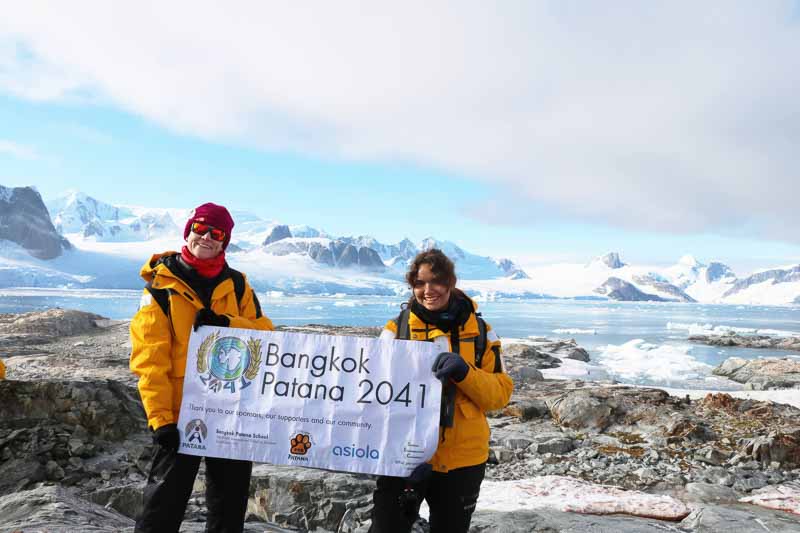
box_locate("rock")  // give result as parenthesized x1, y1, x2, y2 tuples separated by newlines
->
(685, 482, 739, 503)
(88, 482, 144, 520)
(502, 344, 562, 369)
(594, 277, 666, 302)
(663, 417, 717, 443)
(502, 400, 550, 421)
(533, 437, 574, 455)
(680, 502, 800, 531)
(0, 185, 71, 259)
(733, 471, 769, 492)
(0, 308, 108, 337)
(504, 438, 533, 451)
(694, 446, 732, 466)
(740, 429, 800, 466)
(518, 367, 544, 383)
(248, 465, 375, 531)
(0, 485, 134, 531)
(262, 224, 292, 246)
(713, 357, 800, 389)
(548, 391, 615, 431)
(698, 334, 800, 353)
(699, 467, 735, 486)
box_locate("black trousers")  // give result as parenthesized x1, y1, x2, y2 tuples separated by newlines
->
(135, 445, 253, 533)
(369, 463, 486, 533)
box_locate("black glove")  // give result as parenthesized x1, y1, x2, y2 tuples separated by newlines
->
(407, 462, 432, 484)
(431, 352, 469, 382)
(398, 462, 433, 518)
(193, 308, 230, 331)
(153, 423, 179, 451)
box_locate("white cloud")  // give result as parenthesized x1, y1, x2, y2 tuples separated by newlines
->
(0, 140, 37, 160)
(0, 2, 798, 239)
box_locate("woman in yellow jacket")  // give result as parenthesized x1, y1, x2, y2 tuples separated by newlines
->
(370, 249, 513, 533)
(130, 203, 273, 533)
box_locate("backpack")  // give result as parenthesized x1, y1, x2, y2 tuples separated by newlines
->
(145, 262, 247, 321)
(394, 307, 488, 368)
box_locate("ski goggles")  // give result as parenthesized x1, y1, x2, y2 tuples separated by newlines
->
(190, 222, 227, 242)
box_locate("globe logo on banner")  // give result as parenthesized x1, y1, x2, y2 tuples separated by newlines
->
(196, 332, 262, 393)
(210, 336, 249, 380)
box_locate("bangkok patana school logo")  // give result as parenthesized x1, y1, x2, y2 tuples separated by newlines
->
(196, 332, 262, 393)
(183, 419, 208, 450)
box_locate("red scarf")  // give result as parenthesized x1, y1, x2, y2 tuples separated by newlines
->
(181, 246, 226, 278)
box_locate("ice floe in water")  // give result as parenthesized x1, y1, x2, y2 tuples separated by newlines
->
(666, 321, 799, 337)
(552, 328, 597, 335)
(597, 339, 711, 385)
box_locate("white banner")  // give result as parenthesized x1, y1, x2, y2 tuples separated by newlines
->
(176, 327, 443, 477)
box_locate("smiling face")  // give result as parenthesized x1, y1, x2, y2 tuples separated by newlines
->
(413, 263, 452, 312)
(187, 227, 224, 259)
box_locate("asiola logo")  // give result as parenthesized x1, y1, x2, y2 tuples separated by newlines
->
(332, 443, 380, 460)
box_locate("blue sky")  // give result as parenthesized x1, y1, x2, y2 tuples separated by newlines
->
(1, 2, 799, 274)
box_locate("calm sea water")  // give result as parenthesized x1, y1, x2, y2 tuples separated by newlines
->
(2, 288, 798, 388)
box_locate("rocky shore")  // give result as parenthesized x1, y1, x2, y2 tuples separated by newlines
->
(2, 309, 800, 532)
(690, 332, 800, 352)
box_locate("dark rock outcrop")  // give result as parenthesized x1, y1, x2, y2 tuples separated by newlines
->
(633, 275, 697, 303)
(597, 252, 625, 269)
(263, 224, 292, 246)
(0, 185, 71, 259)
(595, 277, 666, 302)
(692, 334, 800, 352)
(706, 262, 736, 283)
(496, 258, 530, 279)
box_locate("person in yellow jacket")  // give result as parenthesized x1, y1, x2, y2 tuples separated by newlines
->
(370, 248, 513, 533)
(0, 358, 5, 380)
(130, 202, 273, 533)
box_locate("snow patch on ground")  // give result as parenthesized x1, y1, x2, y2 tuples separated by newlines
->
(740, 483, 800, 515)
(477, 476, 691, 519)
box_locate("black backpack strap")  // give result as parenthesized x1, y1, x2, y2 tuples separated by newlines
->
(229, 269, 246, 307)
(145, 281, 170, 318)
(395, 308, 411, 340)
(473, 315, 487, 369)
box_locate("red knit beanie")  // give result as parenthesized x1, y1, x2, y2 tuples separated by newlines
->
(183, 203, 235, 250)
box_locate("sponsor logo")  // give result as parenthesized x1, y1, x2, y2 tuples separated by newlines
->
(196, 333, 262, 393)
(332, 443, 380, 460)
(182, 419, 208, 450)
(290, 433, 312, 455)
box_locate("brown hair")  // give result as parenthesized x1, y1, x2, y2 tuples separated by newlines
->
(406, 248, 457, 289)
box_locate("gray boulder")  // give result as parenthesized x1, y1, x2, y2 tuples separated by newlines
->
(0, 485, 135, 532)
(712, 357, 800, 389)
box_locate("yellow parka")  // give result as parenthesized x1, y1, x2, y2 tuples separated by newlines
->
(130, 252, 274, 430)
(382, 298, 513, 473)
(0, 358, 5, 380)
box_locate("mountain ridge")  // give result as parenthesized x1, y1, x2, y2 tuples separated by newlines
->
(1, 186, 798, 305)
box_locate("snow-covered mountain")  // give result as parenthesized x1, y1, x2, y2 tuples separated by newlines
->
(45, 190, 184, 242)
(2, 188, 529, 293)
(721, 265, 800, 305)
(2, 187, 798, 305)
